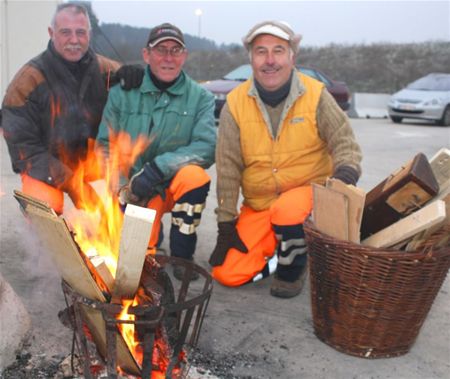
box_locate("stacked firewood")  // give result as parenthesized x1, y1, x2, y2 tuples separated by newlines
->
(313, 148, 449, 251)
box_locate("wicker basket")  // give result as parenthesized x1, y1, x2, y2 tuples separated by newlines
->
(304, 219, 450, 358)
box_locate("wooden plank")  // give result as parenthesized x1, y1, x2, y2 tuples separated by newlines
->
(80, 306, 141, 376)
(429, 147, 450, 188)
(113, 204, 156, 300)
(406, 194, 450, 251)
(18, 197, 140, 374)
(90, 255, 115, 291)
(326, 178, 366, 243)
(13, 190, 56, 215)
(25, 205, 106, 301)
(312, 183, 349, 241)
(362, 200, 446, 248)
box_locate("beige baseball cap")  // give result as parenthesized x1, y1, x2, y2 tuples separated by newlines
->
(243, 20, 302, 54)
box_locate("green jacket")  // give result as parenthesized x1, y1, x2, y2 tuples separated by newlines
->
(97, 67, 216, 188)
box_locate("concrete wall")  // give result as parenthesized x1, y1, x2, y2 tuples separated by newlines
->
(0, 0, 60, 99)
(348, 92, 391, 119)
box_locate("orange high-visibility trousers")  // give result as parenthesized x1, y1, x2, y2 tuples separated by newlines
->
(21, 174, 64, 214)
(145, 165, 211, 250)
(212, 185, 313, 286)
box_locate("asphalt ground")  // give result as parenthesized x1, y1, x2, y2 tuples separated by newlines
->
(1, 118, 449, 378)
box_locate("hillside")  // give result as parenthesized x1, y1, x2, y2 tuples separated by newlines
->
(93, 22, 450, 94)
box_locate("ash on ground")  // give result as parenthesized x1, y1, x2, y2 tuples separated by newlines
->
(1, 348, 261, 379)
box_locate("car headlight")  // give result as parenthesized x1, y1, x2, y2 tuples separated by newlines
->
(423, 98, 442, 106)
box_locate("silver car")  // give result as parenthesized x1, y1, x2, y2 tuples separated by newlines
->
(387, 73, 450, 126)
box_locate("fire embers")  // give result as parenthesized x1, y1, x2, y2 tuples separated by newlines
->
(61, 255, 212, 379)
(120, 257, 183, 376)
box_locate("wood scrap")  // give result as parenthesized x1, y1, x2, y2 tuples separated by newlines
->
(360, 153, 439, 239)
(113, 204, 156, 300)
(326, 178, 366, 243)
(13, 190, 56, 215)
(312, 183, 349, 241)
(362, 200, 446, 248)
(15, 194, 141, 374)
(429, 147, 450, 188)
(406, 194, 450, 251)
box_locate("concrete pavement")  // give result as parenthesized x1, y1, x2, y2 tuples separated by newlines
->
(1, 118, 449, 378)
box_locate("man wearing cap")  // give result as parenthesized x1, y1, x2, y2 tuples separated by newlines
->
(96, 23, 216, 281)
(209, 21, 362, 298)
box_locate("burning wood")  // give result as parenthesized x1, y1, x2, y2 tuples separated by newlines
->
(13, 190, 212, 379)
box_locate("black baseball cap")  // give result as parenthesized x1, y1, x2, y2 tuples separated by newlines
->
(147, 23, 185, 47)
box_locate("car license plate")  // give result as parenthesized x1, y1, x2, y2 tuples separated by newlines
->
(398, 104, 416, 111)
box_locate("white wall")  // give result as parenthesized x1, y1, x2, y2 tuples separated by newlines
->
(1, 0, 60, 99)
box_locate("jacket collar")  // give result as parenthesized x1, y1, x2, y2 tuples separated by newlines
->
(248, 68, 306, 103)
(141, 66, 186, 96)
(247, 69, 307, 135)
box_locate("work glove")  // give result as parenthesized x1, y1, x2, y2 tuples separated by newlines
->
(115, 64, 144, 90)
(209, 219, 248, 267)
(117, 184, 149, 209)
(61, 178, 102, 212)
(331, 165, 360, 186)
(129, 161, 165, 200)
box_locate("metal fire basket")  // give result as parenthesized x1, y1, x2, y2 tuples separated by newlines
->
(61, 255, 213, 379)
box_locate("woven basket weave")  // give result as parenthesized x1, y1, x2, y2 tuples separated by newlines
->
(304, 219, 450, 358)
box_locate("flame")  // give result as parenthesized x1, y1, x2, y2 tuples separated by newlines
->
(65, 129, 150, 276)
(57, 128, 182, 376)
(59, 129, 180, 376)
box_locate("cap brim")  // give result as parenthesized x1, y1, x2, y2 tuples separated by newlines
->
(246, 24, 290, 44)
(149, 36, 185, 48)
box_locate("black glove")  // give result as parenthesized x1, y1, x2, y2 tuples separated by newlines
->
(209, 220, 248, 267)
(129, 161, 165, 200)
(117, 184, 149, 209)
(115, 64, 144, 90)
(331, 165, 359, 186)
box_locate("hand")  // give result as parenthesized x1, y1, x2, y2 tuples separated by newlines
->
(209, 220, 248, 267)
(129, 162, 164, 200)
(115, 64, 144, 90)
(117, 184, 148, 208)
(331, 165, 359, 186)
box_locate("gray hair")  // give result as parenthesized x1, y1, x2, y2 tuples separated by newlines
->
(50, 3, 91, 31)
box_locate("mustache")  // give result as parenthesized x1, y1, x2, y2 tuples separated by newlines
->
(64, 44, 82, 50)
(260, 63, 281, 71)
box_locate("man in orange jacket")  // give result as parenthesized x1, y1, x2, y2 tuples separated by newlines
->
(209, 21, 362, 298)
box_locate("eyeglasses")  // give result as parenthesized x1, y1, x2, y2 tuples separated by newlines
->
(149, 45, 185, 57)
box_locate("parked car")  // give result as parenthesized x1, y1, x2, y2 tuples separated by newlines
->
(201, 64, 351, 119)
(387, 73, 450, 126)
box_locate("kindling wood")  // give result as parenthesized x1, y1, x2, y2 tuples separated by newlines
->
(14, 193, 141, 375)
(113, 204, 156, 300)
(326, 179, 366, 243)
(312, 183, 349, 241)
(362, 200, 446, 248)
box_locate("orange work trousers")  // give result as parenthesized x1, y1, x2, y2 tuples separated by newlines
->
(144, 165, 211, 249)
(212, 186, 313, 287)
(21, 174, 64, 214)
